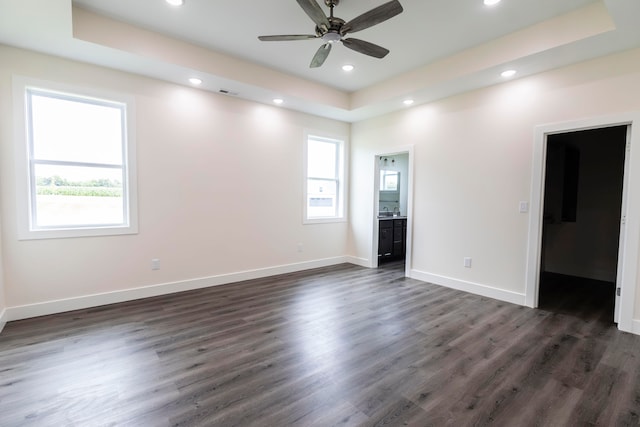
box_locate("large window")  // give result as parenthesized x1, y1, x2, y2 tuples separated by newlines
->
(304, 134, 345, 222)
(15, 78, 137, 239)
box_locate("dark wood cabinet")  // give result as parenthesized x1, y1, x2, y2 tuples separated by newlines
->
(379, 220, 393, 258)
(378, 218, 406, 262)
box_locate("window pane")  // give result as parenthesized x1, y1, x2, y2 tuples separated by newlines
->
(34, 164, 124, 227)
(307, 179, 337, 218)
(307, 139, 336, 179)
(30, 92, 124, 165)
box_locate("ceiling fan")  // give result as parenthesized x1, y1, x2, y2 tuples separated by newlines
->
(258, 0, 403, 68)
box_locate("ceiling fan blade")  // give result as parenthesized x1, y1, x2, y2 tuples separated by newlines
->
(296, 0, 330, 30)
(258, 35, 318, 41)
(310, 43, 332, 68)
(342, 0, 403, 35)
(342, 38, 389, 58)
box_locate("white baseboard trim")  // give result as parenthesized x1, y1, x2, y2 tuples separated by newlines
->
(345, 256, 371, 268)
(410, 269, 527, 306)
(630, 319, 640, 335)
(6, 256, 349, 323)
(0, 308, 7, 334)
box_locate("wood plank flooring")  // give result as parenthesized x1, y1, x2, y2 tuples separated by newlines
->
(2, 262, 640, 426)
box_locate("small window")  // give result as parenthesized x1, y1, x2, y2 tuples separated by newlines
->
(304, 134, 345, 222)
(15, 78, 137, 239)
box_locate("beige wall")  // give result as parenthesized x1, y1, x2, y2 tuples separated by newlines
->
(0, 45, 349, 310)
(0, 62, 7, 325)
(349, 47, 640, 318)
(0, 220, 5, 325)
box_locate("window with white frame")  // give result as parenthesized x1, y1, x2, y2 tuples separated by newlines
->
(304, 134, 345, 222)
(15, 79, 137, 239)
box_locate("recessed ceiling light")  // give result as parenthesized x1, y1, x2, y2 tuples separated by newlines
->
(189, 77, 202, 85)
(166, 0, 184, 6)
(273, 98, 284, 105)
(342, 64, 354, 72)
(403, 99, 414, 106)
(501, 69, 517, 78)
(484, 0, 501, 6)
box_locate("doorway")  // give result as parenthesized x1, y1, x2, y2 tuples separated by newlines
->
(373, 148, 413, 276)
(539, 126, 626, 322)
(525, 113, 640, 333)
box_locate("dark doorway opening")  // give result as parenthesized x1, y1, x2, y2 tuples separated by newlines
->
(538, 273, 615, 322)
(539, 126, 627, 321)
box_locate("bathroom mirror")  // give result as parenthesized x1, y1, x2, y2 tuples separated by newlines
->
(380, 170, 400, 192)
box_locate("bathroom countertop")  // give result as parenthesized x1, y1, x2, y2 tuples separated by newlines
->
(377, 215, 407, 220)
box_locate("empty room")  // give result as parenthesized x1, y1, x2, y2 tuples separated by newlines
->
(2, 0, 640, 425)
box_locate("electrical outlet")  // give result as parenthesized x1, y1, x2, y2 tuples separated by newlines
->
(464, 257, 472, 268)
(297, 243, 303, 253)
(151, 258, 160, 270)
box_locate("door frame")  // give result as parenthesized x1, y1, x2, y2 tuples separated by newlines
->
(372, 145, 414, 276)
(525, 113, 640, 333)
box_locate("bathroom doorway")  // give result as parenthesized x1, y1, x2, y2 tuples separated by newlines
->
(373, 148, 414, 276)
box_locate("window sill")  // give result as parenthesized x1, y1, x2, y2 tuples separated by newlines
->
(18, 224, 138, 240)
(303, 217, 347, 225)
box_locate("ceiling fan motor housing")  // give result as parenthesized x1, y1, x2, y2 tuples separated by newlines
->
(315, 16, 345, 40)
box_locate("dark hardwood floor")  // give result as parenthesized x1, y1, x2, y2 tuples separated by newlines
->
(539, 271, 616, 322)
(2, 263, 640, 426)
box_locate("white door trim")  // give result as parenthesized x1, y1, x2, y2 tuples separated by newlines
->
(614, 125, 633, 323)
(524, 112, 640, 333)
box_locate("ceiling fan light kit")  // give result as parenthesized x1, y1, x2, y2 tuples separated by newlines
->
(258, 0, 403, 68)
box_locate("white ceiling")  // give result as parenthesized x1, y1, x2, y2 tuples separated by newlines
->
(1, 0, 639, 121)
(72, 0, 600, 92)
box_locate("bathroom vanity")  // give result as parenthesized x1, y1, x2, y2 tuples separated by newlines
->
(378, 216, 407, 262)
